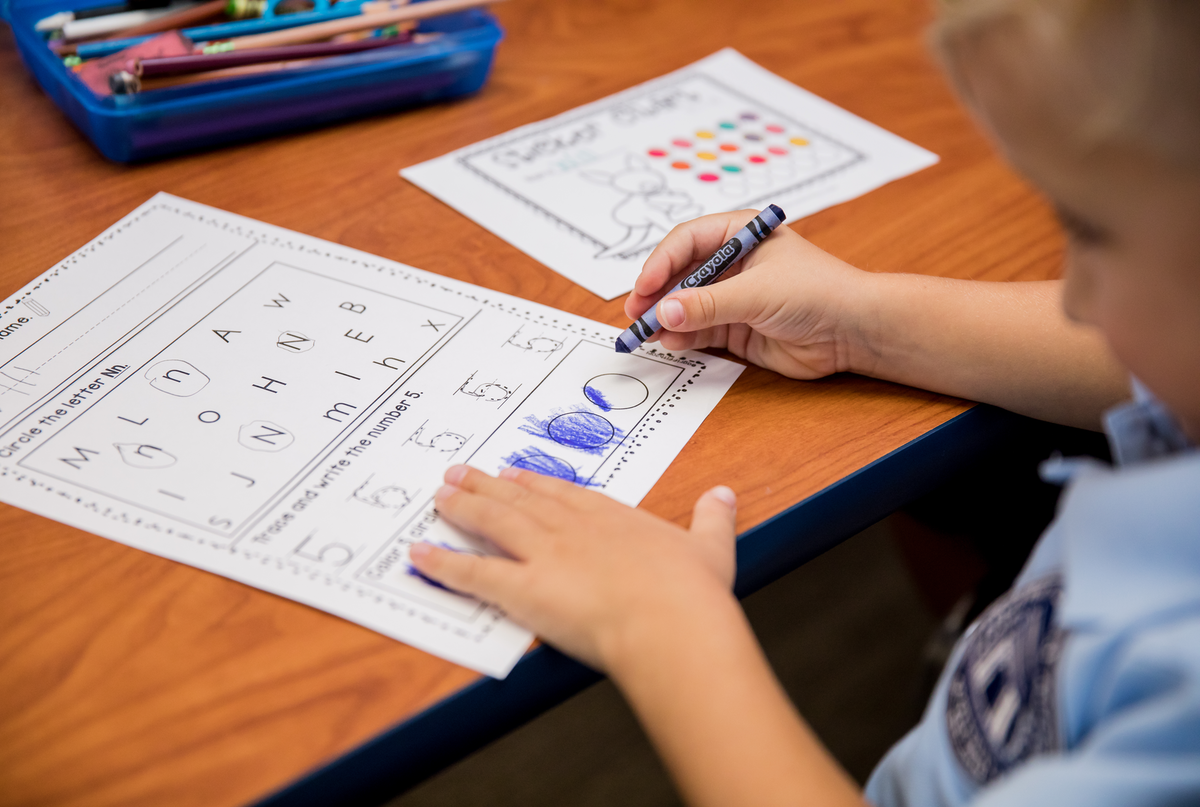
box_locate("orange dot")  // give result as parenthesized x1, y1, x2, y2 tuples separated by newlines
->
(719, 143, 738, 152)
(790, 137, 809, 146)
(671, 161, 690, 169)
(696, 151, 717, 160)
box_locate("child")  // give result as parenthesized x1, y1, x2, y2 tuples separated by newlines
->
(411, 1, 1200, 804)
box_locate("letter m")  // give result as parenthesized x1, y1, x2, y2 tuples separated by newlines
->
(60, 447, 100, 469)
(324, 402, 358, 423)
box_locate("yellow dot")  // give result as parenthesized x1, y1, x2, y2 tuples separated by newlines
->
(695, 131, 715, 139)
(790, 137, 810, 146)
(696, 151, 717, 160)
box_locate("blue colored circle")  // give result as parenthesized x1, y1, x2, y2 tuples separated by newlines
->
(511, 453, 577, 482)
(547, 412, 615, 449)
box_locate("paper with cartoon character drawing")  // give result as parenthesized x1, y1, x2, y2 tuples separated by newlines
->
(401, 49, 938, 300)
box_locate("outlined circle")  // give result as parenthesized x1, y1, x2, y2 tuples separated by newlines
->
(584, 374, 649, 411)
(547, 412, 615, 449)
(198, 410, 221, 423)
(510, 453, 577, 482)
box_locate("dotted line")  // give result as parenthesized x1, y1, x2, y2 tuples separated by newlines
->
(0, 242, 207, 406)
(1, 202, 722, 640)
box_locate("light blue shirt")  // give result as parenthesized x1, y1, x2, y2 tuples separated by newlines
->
(865, 384, 1200, 807)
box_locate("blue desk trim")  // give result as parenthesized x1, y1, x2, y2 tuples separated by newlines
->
(254, 403, 1024, 807)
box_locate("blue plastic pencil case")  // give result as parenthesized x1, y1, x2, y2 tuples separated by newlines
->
(0, 0, 503, 162)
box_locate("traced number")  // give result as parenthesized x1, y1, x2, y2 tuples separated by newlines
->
(293, 533, 356, 566)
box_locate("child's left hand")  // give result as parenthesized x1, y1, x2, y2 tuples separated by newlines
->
(409, 464, 739, 672)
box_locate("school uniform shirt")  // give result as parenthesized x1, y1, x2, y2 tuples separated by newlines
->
(865, 382, 1200, 807)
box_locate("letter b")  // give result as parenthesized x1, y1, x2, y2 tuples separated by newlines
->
(340, 302, 366, 314)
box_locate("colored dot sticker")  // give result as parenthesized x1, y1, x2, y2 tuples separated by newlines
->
(748, 155, 767, 164)
(647, 148, 667, 157)
(790, 137, 810, 146)
(719, 122, 736, 129)
(740, 112, 759, 120)
(696, 151, 717, 160)
(719, 143, 738, 152)
(768, 146, 788, 156)
(672, 138, 692, 148)
(721, 165, 741, 173)
(744, 133, 763, 141)
(671, 161, 690, 169)
(695, 130, 715, 139)
(765, 124, 785, 133)
(697, 173, 720, 182)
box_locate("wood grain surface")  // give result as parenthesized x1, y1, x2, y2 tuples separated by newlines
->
(0, 0, 1063, 805)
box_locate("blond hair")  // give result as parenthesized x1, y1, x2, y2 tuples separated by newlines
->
(932, 0, 1200, 167)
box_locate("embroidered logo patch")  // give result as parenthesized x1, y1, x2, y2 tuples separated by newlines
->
(946, 574, 1065, 784)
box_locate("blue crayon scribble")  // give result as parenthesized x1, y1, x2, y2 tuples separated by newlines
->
(584, 385, 612, 411)
(406, 542, 480, 594)
(406, 564, 455, 592)
(503, 447, 598, 485)
(518, 410, 623, 455)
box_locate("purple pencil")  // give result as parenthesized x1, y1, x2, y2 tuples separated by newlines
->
(136, 31, 411, 77)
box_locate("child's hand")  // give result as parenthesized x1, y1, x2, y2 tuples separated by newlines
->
(626, 211, 871, 379)
(409, 465, 739, 672)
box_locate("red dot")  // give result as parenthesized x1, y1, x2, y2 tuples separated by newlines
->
(671, 161, 690, 169)
(697, 173, 720, 182)
(748, 155, 767, 164)
(719, 143, 738, 152)
(768, 146, 788, 155)
(765, 124, 785, 133)
(672, 139, 692, 148)
(647, 149, 668, 157)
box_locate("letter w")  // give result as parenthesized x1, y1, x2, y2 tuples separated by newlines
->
(264, 293, 291, 308)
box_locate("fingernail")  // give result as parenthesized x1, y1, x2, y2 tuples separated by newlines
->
(409, 542, 431, 560)
(444, 465, 468, 485)
(435, 484, 460, 504)
(499, 466, 521, 480)
(660, 298, 685, 328)
(708, 485, 737, 508)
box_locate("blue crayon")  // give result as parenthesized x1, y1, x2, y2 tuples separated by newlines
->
(614, 203, 787, 354)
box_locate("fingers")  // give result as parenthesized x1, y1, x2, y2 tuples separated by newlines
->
(689, 486, 738, 586)
(625, 210, 759, 320)
(435, 478, 542, 558)
(654, 269, 769, 335)
(409, 542, 523, 605)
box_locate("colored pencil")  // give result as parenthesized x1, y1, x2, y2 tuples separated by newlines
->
(204, 0, 501, 52)
(36, 0, 173, 32)
(105, 0, 228, 39)
(61, 2, 197, 39)
(137, 30, 410, 76)
(111, 32, 438, 92)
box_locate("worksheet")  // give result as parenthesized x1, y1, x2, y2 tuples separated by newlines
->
(0, 194, 742, 678)
(401, 48, 939, 300)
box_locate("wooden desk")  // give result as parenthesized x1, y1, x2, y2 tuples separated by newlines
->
(0, 1, 1062, 805)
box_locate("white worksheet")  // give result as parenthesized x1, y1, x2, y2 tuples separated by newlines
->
(0, 194, 742, 678)
(401, 48, 939, 300)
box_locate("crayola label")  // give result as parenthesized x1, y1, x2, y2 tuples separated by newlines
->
(681, 237, 742, 288)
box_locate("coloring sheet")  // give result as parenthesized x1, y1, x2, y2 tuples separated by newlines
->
(401, 48, 939, 300)
(0, 194, 742, 678)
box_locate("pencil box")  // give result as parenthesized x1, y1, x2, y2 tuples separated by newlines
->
(1, 0, 502, 161)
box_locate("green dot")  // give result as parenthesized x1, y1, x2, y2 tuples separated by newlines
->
(718, 122, 736, 129)
(721, 164, 742, 172)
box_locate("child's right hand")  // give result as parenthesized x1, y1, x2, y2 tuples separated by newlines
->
(626, 211, 873, 380)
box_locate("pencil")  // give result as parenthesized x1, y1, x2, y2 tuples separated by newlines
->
(137, 31, 411, 76)
(203, 0, 501, 52)
(110, 32, 440, 93)
(106, 0, 229, 39)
